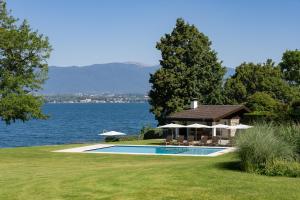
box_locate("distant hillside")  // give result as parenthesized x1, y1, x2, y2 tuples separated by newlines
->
(42, 63, 235, 94)
(42, 63, 159, 94)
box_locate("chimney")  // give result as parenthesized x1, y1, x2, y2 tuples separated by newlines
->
(190, 99, 198, 109)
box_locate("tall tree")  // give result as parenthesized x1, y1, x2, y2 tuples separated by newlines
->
(224, 59, 295, 105)
(0, 1, 52, 124)
(279, 49, 300, 86)
(149, 18, 226, 125)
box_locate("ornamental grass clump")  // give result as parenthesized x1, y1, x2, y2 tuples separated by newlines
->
(235, 124, 299, 177)
(274, 123, 300, 155)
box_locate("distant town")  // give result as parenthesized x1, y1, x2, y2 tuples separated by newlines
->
(43, 93, 149, 104)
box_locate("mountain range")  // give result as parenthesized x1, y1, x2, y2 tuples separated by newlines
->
(42, 63, 235, 94)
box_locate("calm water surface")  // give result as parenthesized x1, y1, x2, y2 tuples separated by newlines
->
(89, 146, 226, 155)
(0, 103, 156, 148)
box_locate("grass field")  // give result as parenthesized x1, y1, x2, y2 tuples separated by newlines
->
(0, 139, 299, 200)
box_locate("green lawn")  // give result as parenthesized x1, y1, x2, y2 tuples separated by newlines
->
(0, 140, 299, 200)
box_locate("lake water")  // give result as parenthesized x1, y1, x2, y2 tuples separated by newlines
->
(0, 103, 156, 148)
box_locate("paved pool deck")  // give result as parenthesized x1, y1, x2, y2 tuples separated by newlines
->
(53, 144, 114, 153)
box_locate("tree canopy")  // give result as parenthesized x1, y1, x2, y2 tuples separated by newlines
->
(280, 49, 300, 86)
(246, 92, 281, 111)
(224, 59, 295, 105)
(0, 1, 52, 124)
(149, 18, 225, 124)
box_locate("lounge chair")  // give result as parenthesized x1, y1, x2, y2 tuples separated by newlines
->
(212, 136, 220, 146)
(187, 135, 195, 146)
(193, 138, 201, 146)
(165, 135, 173, 145)
(200, 136, 208, 146)
(177, 135, 184, 146)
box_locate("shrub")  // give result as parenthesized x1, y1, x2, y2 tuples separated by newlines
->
(264, 159, 300, 177)
(104, 136, 119, 142)
(140, 125, 163, 140)
(235, 124, 296, 175)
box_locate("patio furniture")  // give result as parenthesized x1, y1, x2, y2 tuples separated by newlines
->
(165, 135, 173, 145)
(187, 135, 195, 145)
(193, 137, 201, 146)
(177, 135, 184, 146)
(186, 123, 211, 141)
(200, 136, 208, 146)
(212, 136, 220, 146)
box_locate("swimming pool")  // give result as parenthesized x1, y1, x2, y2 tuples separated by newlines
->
(86, 145, 230, 156)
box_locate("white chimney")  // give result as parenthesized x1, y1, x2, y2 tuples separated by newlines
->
(190, 99, 198, 109)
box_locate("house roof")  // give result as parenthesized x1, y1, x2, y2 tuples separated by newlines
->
(167, 105, 250, 122)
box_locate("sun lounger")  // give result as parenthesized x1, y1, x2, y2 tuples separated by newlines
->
(200, 136, 208, 146)
(187, 135, 194, 145)
(165, 135, 173, 145)
(177, 135, 184, 146)
(212, 136, 220, 146)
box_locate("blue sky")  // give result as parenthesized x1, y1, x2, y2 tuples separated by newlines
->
(6, 0, 300, 68)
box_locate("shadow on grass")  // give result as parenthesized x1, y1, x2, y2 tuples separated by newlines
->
(215, 161, 242, 172)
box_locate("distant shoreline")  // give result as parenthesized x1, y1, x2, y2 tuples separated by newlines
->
(46, 102, 148, 104)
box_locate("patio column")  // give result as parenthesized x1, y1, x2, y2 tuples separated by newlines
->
(212, 121, 217, 137)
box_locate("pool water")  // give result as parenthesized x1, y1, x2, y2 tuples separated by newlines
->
(87, 145, 227, 156)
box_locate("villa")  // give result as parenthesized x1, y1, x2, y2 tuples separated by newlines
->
(166, 100, 250, 139)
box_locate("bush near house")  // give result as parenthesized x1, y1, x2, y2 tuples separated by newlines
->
(140, 125, 163, 140)
(104, 136, 120, 142)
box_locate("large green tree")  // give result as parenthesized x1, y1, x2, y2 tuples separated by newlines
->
(224, 59, 295, 105)
(279, 49, 300, 86)
(0, 1, 52, 124)
(246, 92, 282, 112)
(149, 18, 226, 125)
